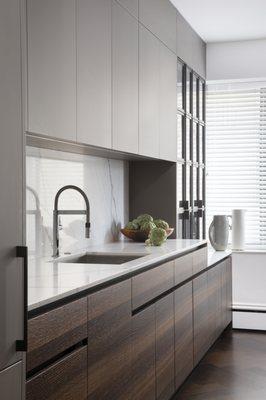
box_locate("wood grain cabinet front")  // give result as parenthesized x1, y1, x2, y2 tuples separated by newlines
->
(131, 306, 156, 400)
(27, 297, 87, 372)
(87, 280, 132, 400)
(155, 294, 175, 400)
(132, 261, 174, 310)
(192, 247, 208, 275)
(174, 282, 193, 391)
(193, 272, 210, 366)
(174, 253, 193, 286)
(26, 346, 87, 400)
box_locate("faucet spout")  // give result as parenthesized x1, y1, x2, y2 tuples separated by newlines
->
(52, 185, 90, 258)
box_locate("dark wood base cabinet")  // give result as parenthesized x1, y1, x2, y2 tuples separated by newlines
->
(26, 248, 232, 400)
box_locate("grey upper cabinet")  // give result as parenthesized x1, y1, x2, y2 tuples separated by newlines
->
(77, 0, 112, 149)
(27, 0, 76, 141)
(159, 44, 177, 162)
(139, 0, 177, 53)
(116, 0, 138, 18)
(0, 0, 24, 374)
(176, 10, 206, 79)
(139, 25, 177, 161)
(112, 1, 139, 154)
(139, 25, 160, 158)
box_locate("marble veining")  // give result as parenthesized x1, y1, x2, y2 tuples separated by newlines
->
(26, 146, 129, 258)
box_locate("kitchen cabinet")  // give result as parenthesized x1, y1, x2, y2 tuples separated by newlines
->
(139, 25, 160, 158)
(116, 0, 138, 18)
(87, 281, 132, 400)
(174, 282, 193, 391)
(221, 258, 232, 331)
(27, 346, 87, 400)
(27, 298, 87, 372)
(159, 44, 177, 161)
(193, 272, 210, 366)
(77, 0, 111, 148)
(0, 0, 24, 396)
(174, 253, 193, 286)
(139, 25, 177, 161)
(132, 260, 174, 310)
(155, 294, 175, 400)
(0, 362, 23, 400)
(207, 266, 222, 347)
(131, 306, 156, 400)
(27, 0, 76, 141)
(139, 0, 177, 53)
(112, 1, 139, 154)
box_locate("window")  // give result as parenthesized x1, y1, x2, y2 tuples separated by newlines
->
(206, 80, 266, 246)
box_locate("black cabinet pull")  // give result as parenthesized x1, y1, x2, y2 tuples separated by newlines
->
(16, 246, 28, 352)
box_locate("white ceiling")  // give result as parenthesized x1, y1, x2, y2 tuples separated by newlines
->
(170, 0, 266, 43)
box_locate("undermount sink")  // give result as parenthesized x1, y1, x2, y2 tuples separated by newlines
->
(56, 252, 146, 265)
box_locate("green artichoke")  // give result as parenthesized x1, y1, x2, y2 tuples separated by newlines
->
(140, 221, 156, 232)
(125, 219, 139, 230)
(154, 219, 169, 230)
(148, 227, 167, 246)
(136, 214, 153, 225)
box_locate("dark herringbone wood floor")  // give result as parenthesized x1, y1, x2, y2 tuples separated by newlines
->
(173, 329, 266, 400)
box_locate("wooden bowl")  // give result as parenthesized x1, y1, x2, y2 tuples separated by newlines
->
(121, 228, 174, 243)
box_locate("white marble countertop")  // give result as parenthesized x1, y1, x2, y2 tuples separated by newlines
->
(208, 248, 232, 267)
(28, 239, 206, 312)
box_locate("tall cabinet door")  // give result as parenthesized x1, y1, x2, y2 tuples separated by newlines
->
(27, 0, 76, 141)
(0, 0, 24, 397)
(159, 44, 177, 161)
(155, 294, 175, 400)
(0, 0, 23, 369)
(77, 0, 111, 148)
(174, 282, 193, 391)
(112, 1, 139, 154)
(139, 25, 160, 158)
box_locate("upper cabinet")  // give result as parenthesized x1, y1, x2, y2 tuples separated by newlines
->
(27, 0, 76, 141)
(139, 0, 177, 53)
(77, 0, 112, 148)
(139, 25, 160, 159)
(116, 0, 138, 18)
(112, 1, 139, 154)
(159, 44, 177, 162)
(139, 25, 177, 161)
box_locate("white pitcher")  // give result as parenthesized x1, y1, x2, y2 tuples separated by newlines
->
(209, 215, 231, 251)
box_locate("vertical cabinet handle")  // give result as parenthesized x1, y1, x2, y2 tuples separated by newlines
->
(16, 246, 28, 352)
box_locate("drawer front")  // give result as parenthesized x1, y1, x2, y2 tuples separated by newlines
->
(26, 346, 87, 400)
(192, 247, 207, 275)
(27, 297, 87, 372)
(132, 261, 174, 310)
(174, 253, 193, 286)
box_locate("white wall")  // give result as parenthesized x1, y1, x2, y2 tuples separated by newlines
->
(232, 252, 266, 330)
(207, 38, 266, 80)
(26, 146, 128, 258)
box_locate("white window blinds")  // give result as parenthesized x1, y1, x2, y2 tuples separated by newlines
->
(206, 80, 266, 246)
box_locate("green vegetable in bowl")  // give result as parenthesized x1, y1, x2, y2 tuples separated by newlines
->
(136, 214, 153, 225)
(125, 219, 139, 230)
(154, 219, 169, 230)
(146, 227, 167, 246)
(140, 221, 156, 232)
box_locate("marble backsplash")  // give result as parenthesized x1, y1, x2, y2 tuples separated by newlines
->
(26, 146, 129, 257)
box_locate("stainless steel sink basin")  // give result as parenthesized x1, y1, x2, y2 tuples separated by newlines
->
(57, 252, 146, 265)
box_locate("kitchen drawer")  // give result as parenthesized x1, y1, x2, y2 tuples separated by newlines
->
(192, 247, 207, 275)
(26, 345, 87, 400)
(132, 261, 174, 310)
(27, 297, 87, 372)
(174, 253, 193, 286)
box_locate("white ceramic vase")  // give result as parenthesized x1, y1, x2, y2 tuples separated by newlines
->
(209, 215, 231, 251)
(232, 209, 246, 251)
